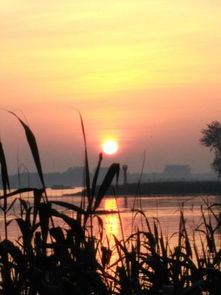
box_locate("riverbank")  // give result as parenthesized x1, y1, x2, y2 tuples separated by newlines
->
(64, 180, 221, 196)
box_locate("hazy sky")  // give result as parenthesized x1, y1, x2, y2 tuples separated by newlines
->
(1, 0, 221, 174)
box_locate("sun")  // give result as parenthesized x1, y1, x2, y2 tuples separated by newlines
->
(102, 139, 119, 155)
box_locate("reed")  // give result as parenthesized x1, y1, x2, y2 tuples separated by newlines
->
(0, 112, 220, 294)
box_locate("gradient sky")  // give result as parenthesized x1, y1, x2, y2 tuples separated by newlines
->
(1, 0, 221, 174)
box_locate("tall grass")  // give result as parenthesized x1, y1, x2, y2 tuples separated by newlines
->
(0, 112, 220, 295)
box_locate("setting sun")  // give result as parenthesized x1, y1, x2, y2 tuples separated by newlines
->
(102, 139, 119, 155)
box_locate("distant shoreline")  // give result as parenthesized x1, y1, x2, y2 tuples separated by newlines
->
(63, 180, 221, 197)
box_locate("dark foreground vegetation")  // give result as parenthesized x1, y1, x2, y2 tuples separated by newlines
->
(0, 112, 220, 295)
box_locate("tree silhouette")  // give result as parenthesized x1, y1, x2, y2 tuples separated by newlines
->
(200, 120, 221, 176)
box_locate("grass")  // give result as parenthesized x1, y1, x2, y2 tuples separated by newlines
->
(0, 112, 220, 295)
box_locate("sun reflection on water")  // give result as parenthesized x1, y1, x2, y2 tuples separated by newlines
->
(101, 198, 122, 266)
(103, 198, 120, 240)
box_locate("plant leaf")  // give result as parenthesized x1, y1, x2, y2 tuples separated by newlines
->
(49, 200, 87, 214)
(0, 141, 10, 195)
(78, 112, 91, 203)
(8, 111, 45, 189)
(93, 163, 120, 211)
(0, 188, 43, 200)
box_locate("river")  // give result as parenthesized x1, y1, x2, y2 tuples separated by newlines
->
(0, 188, 220, 250)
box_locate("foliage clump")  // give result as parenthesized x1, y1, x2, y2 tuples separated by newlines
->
(200, 120, 221, 176)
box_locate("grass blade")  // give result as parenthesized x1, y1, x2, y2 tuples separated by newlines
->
(0, 188, 43, 200)
(8, 111, 46, 190)
(93, 163, 120, 211)
(0, 141, 10, 195)
(78, 112, 91, 203)
(91, 153, 103, 198)
(89, 152, 103, 211)
(49, 200, 87, 215)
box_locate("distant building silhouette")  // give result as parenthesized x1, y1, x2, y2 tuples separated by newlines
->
(163, 165, 191, 178)
(122, 164, 128, 185)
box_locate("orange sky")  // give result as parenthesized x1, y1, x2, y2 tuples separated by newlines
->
(1, 0, 221, 174)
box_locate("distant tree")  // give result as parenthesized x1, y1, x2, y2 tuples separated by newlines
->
(200, 120, 221, 176)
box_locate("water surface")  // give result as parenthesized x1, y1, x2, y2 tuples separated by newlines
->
(0, 188, 220, 249)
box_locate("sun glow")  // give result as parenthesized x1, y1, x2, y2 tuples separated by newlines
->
(102, 139, 118, 155)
